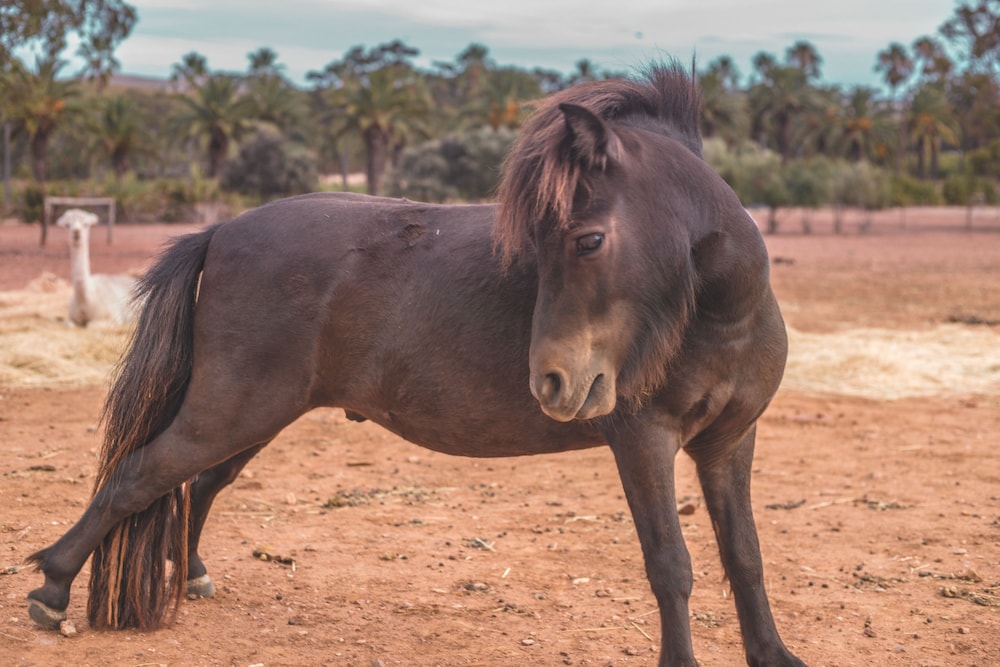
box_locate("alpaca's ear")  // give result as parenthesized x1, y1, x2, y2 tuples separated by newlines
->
(83, 212, 99, 227)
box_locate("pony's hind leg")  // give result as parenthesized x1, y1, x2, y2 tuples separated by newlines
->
(693, 426, 806, 667)
(27, 392, 305, 630)
(185, 443, 268, 598)
(27, 423, 240, 629)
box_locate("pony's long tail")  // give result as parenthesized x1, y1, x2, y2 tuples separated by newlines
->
(87, 224, 222, 631)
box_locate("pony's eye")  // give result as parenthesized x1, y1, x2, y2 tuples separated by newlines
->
(575, 233, 604, 256)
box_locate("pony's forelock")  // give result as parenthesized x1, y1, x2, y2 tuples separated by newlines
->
(493, 61, 702, 268)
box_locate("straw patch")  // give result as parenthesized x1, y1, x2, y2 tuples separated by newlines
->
(784, 324, 1000, 399)
(0, 274, 130, 387)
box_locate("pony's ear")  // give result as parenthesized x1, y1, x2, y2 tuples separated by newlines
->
(559, 103, 621, 170)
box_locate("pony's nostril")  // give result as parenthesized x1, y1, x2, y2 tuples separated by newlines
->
(541, 372, 562, 402)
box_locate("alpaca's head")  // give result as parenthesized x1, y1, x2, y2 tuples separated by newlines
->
(57, 209, 99, 247)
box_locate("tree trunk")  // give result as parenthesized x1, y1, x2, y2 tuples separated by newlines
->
(30, 130, 49, 183)
(895, 116, 905, 176)
(930, 137, 940, 179)
(340, 146, 349, 191)
(2, 121, 10, 211)
(207, 128, 228, 178)
(364, 125, 388, 196)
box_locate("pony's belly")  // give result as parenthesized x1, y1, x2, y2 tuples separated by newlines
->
(347, 402, 605, 458)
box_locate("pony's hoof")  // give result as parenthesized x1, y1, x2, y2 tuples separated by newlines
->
(28, 598, 66, 630)
(186, 574, 216, 599)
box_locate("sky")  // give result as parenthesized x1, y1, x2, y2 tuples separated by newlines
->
(106, 0, 961, 90)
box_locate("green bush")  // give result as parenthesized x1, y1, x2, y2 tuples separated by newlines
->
(220, 130, 318, 202)
(889, 175, 942, 206)
(20, 183, 45, 222)
(838, 162, 890, 210)
(389, 126, 516, 202)
(943, 174, 999, 206)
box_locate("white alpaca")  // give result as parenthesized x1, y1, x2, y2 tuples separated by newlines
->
(57, 209, 137, 327)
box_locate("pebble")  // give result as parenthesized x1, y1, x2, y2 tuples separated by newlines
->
(677, 502, 697, 515)
(59, 620, 76, 636)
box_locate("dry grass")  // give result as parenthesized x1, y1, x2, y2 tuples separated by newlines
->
(784, 324, 1000, 399)
(1, 277, 997, 398)
(0, 274, 130, 387)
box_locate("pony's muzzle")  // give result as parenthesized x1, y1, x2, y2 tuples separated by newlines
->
(530, 366, 616, 422)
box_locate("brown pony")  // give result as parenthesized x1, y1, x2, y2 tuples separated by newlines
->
(27, 63, 805, 666)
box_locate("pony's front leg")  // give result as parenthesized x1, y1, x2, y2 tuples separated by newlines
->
(692, 425, 806, 667)
(605, 421, 698, 667)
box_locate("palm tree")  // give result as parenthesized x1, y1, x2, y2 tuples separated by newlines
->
(170, 51, 209, 92)
(940, 0, 1000, 72)
(243, 49, 305, 137)
(874, 42, 914, 174)
(747, 56, 811, 162)
(481, 67, 541, 131)
(786, 40, 823, 81)
(309, 42, 431, 195)
(245, 74, 307, 136)
(708, 55, 740, 89)
(794, 85, 843, 157)
(948, 70, 1000, 159)
(91, 93, 149, 182)
(699, 58, 746, 145)
(570, 58, 599, 85)
(907, 83, 959, 178)
(247, 47, 282, 77)
(875, 42, 914, 100)
(338, 64, 431, 195)
(1, 67, 14, 208)
(839, 87, 894, 163)
(912, 37, 953, 83)
(174, 74, 252, 177)
(4, 55, 80, 184)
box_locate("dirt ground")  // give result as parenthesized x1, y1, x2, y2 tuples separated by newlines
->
(1, 206, 999, 667)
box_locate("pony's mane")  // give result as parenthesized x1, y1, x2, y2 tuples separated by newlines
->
(494, 62, 703, 266)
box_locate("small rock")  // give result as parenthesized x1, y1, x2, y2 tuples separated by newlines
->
(677, 502, 697, 515)
(522, 638, 535, 646)
(863, 614, 876, 638)
(59, 620, 76, 636)
(958, 627, 970, 635)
